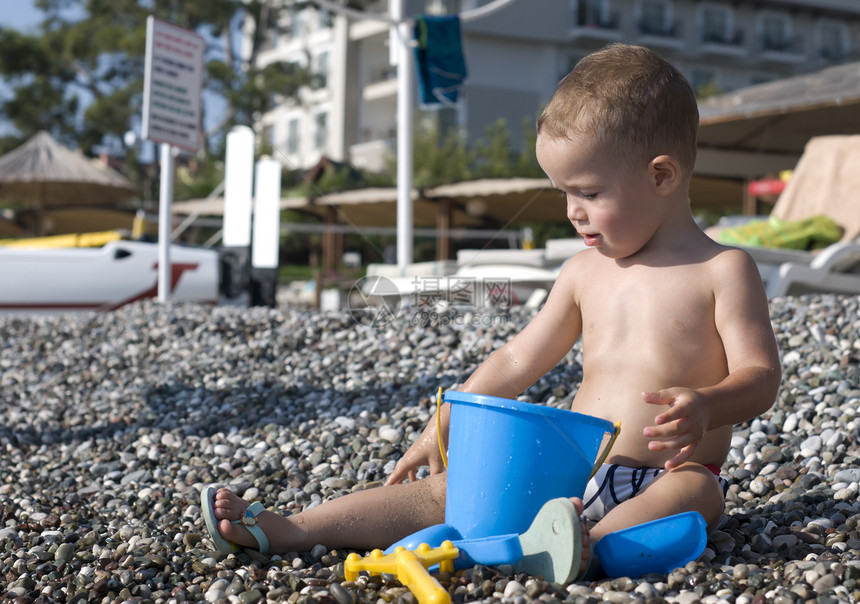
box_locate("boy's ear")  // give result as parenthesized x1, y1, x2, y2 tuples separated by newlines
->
(648, 155, 681, 196)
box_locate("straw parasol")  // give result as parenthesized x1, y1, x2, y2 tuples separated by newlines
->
(698, 60, 860, 157)
(0, 131, 137, 235)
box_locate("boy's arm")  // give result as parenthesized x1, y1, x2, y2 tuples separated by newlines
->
(462, 257, 584, 396)
(386, 258, 585, 484)
(644, 249, 781, 469)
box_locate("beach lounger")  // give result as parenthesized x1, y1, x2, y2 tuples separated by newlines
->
(363, 238, 588, 308)
(706, 135, 860, 298)
(765, 239, 860, 298)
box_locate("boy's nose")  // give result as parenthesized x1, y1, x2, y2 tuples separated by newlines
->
(566, 197, 587, 223)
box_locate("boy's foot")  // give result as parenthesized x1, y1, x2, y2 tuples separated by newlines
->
(514, 497, 592, 583)
(201, 486, 272, 554)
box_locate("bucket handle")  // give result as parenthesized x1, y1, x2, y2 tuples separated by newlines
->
(436, 387, 448, 470)
(589, 421, 621, 480)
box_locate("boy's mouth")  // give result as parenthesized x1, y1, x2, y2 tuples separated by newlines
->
(581, 233, 600, 246)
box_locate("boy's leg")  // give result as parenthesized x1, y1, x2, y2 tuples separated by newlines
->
(213, 472, 447, 554)
(212, 476, 595, 581)
(589, 462, 725, 545)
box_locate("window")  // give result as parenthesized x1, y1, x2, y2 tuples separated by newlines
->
(314, 51, 330, 89)
(264, 13, 281, 50)
(314, 112, 328, 150)
(759, 12, 790, 52)
(263, 125, 276, 148)
(286, 118, 300, 155)
(291, 11, 305, 38)
(570, 0, 620, 38)
(818, 20, 849, 61)
(639, 0, 672, 36)
(700, 4, 732, 44)
(317, 8, 333, 29)
(574, 0, 606, 28)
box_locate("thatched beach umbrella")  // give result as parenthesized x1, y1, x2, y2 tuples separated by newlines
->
(0, 131, 137, 235)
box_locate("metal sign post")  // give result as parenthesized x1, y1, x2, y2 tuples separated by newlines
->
(391, 0, 414, 269)
(157, 144, 174, 302)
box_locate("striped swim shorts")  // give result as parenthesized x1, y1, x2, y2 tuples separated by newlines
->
(582, 463, 730, 523)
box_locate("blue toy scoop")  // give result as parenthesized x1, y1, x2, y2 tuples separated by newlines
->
(595, 511, 708, 577)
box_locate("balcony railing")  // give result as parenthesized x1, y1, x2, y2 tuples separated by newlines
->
(759, 34, 804, 56)
(820, 45, 856, 64)
(637, 18, 682, 39)
(351, 137, 395, 172)
(699, 29, 744, 53)
(373, 66, 397, 84)
(571, 10, 622, 39)
(701, 27, 744, 47)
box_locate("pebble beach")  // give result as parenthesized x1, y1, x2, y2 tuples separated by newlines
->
(2, 294, 860, 604)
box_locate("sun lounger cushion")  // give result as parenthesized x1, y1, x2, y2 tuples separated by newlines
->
(718, 215, 842, 251)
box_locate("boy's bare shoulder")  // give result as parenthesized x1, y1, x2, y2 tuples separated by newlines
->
(556, 239, 763, 298)
(556, 248, 604, 281)
(699, 242, 769, 306)
(706, 243, 761, 278)
(675, 234, 760, 277)
(564, 247, 604, 269)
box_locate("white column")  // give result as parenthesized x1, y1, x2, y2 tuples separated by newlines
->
(391, 0, 413, 269)
(223, 126, 255, 248)
(252, 158, 282, 269)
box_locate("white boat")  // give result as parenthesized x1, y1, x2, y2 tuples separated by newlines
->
(0, 238, 219, 313)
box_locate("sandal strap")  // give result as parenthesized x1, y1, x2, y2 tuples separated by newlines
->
(235, 501, 270, 554)
(247, 501, 265, 519)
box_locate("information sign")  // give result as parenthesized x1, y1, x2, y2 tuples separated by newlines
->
(142, 17, 205, 152)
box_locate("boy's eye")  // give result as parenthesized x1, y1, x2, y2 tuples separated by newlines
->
(555, 189, 597, 200)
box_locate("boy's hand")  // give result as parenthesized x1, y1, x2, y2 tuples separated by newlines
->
(641, 389, 709, 470)
(385, 414, 447, 485)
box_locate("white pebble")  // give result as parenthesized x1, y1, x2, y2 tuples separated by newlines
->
(504, 581, 525, 597)
(377, 426, 403, 443)
(213, 444, 233, 457)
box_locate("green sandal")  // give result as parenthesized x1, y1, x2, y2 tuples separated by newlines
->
(201, 485, 270, 554)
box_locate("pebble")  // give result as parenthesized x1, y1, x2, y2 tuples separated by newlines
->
(0, 295, 858, 603)
(504, 580, 525, 597)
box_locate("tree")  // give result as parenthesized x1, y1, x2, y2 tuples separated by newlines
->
(377, 113, 546, 190)
(0, 0, 315, 156)
(473, 118, 513, 178)
(400, 117, 475, 188)
(515, 116, 545, 178)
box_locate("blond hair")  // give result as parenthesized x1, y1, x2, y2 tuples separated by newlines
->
(538, 44, 698, 175)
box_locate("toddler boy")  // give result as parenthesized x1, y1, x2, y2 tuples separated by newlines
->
(205, 43, 781, 579)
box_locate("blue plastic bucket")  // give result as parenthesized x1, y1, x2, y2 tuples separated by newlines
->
(444, 391, 617, 539)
